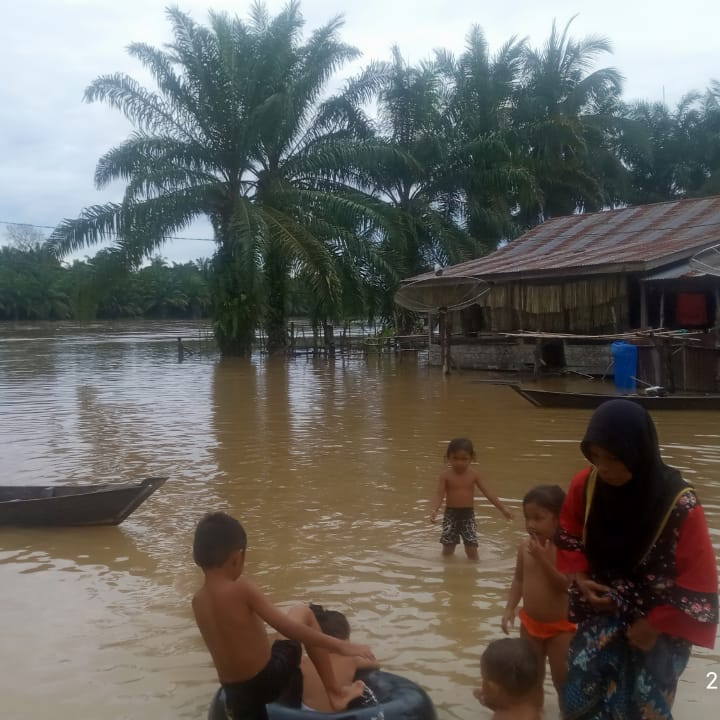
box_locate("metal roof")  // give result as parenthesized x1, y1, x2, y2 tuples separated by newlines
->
(412, 195, 720, 282)
(641, 260, 706, 281)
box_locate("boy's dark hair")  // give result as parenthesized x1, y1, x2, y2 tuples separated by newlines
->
(193, 512, 247, 569)
(522, 484, 566, 516)
(446, 437, 475, 459)
(481, 637, 539, 697)
(309, 603, 350, 640)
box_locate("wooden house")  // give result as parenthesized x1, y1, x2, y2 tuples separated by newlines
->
(407, 196, 720, 389)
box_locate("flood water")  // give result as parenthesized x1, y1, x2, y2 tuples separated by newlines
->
(1, 321, 719, 720)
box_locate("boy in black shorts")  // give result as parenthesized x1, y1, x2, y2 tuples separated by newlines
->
(429, 438, 513, 560)
(192, 512, 373, 719)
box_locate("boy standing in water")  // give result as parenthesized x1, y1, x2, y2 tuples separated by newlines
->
(192, 512, 372, 720)
(429, 438, 513, 560)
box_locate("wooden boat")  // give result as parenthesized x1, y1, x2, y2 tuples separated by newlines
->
(208, 670, 436, 720)
(0, 476, 167, 526)
(509, 385, 720, 411)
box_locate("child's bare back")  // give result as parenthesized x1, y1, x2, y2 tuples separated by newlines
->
(193, 576, 275, 682)
(301, 605, 380, 712)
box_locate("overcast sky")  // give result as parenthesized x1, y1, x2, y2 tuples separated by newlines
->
(1, 0, 718, 263)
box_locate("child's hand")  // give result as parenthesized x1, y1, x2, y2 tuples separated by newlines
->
(500, 607, 516, 634)
(527, 535, 554, 563)
(429, 511, 438, 524)
(502, 507, 514, 521)
(626, 617, 659, 651)
(342, 641, 376, 662)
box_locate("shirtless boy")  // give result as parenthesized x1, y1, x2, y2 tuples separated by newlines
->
(301, 604, 380, 712)
(192, 512, 373, 720)
(501, 486, 575, 707)
(429, 437, 513, 560)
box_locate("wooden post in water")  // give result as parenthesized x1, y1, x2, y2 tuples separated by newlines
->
(324, 322, 335, 357)
(439, 307, 450, 375)
(177, 337, 184, 363)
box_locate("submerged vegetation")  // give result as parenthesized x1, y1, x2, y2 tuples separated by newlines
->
(2, 2, 718, 348)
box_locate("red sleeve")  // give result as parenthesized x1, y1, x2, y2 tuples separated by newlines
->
(556, 468, 591, 574)
(647, 504, 719, 648)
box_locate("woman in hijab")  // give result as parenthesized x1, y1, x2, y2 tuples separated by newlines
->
(556, 399, 718, 719)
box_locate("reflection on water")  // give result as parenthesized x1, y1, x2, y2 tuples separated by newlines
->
(1, 321, 719, 719)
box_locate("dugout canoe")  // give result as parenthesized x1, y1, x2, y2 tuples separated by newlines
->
(0, 476, 167, 526)
(509, 384, 720, 410)
(208, 670, 437, 720)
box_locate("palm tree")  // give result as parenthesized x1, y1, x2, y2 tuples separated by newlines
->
(514, 17, 624, 223)
(354, 49, 478, 328)
(435, 27, 533, 250)
(50, 2, 394, 354)
(620, 82, 720, 202)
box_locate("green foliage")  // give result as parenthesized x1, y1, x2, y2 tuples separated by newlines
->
(0, 240, 210, 322)
(43, 4, 720, 345)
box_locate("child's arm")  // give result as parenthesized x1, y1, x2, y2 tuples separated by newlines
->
(429, 473, 447, 523)
(474, 472, 513, 520)
(501, 544, 524, 634)
(354, 655, 381, 672)
(244, 580, 375, 661)
(527, 537, 571, 592)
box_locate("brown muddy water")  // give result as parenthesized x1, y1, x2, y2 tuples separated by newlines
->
(1, 322, 719, 720)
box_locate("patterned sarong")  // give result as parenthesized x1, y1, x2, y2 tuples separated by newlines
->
(564, 615, 691, 720)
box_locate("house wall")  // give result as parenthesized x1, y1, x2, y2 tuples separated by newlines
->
(459, 276, 629, 334)
(429, 337, 613, 375)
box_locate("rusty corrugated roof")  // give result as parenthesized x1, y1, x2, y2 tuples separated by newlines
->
(412, 195, 720, 282)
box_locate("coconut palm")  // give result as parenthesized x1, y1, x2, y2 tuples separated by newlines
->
(50, 2, 395, 354)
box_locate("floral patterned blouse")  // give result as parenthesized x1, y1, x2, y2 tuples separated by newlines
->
(557, 467, 719, 649)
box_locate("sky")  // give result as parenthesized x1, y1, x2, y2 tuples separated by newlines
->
(0, 0, 718, 264)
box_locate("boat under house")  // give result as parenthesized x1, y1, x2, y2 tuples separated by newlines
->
(405, 195, 720, 391)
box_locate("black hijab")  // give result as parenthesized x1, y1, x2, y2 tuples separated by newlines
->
(580, 399, 688, 577)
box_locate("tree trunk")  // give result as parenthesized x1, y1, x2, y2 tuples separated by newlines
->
(264, 239, 289, 354)
(210, 236, 258, 356)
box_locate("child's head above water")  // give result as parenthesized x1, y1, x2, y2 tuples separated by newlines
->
(193, 512, 247, 570)
(522, 485, 566, 541)
(309, 603, 351, 640)
(446, 437, 475, 460)
(478, 637, 539, 710)
(445, 438, 476, 473)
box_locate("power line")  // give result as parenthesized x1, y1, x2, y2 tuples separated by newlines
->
(0, 219, 215, 242)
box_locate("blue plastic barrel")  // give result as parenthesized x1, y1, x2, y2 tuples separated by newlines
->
(611, 341, 638, 392)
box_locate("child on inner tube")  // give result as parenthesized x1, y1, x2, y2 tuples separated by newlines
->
(301, 604, 380, 712)
(191, 512, 374, 720)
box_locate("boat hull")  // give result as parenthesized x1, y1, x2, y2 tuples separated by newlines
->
(0, 477, 167, 526)
(510, 385, 720, 410)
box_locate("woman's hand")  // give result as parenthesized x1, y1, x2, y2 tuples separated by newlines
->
(626, 617, 659, 651)
(575, 573, 615, 612)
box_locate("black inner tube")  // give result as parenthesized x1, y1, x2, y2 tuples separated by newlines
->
(208, 670, 437, 720)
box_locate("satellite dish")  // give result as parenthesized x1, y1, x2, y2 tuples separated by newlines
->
(394, 275, 490, 313)
(690, 244, 720, 276)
